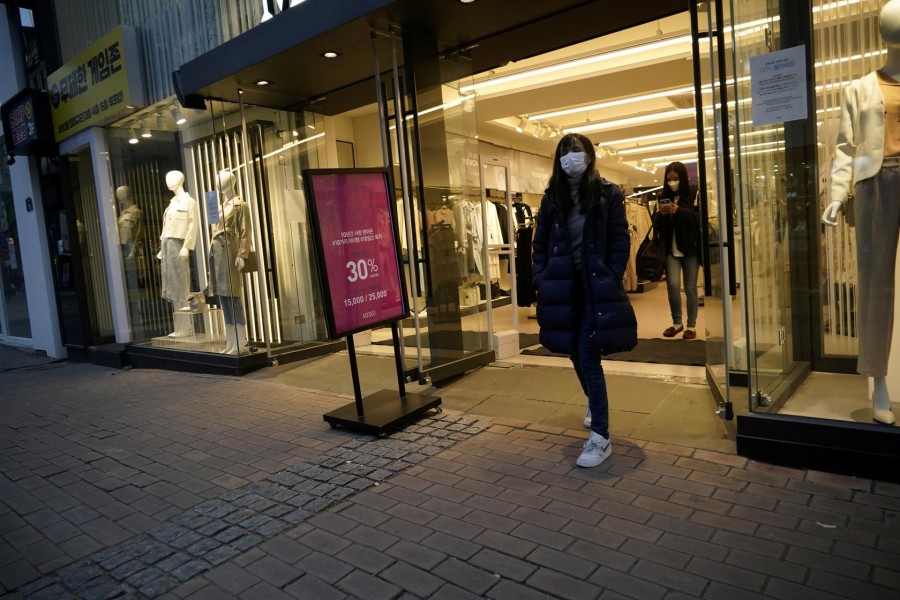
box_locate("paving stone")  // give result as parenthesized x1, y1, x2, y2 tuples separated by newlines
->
(171, 559, 209, 582)
(246, 555, 303, 588)
(295, 551, 352, 584)
(381, 560, 444, 597)
(337, 569, 403, 600)
(203, 544, 241, 566)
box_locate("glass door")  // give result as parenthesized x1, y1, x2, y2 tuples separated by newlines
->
(479, 157, 519, 343)
(371, 28, 494, 384)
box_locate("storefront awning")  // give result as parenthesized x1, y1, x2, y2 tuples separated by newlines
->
(174, 0, 682, 116)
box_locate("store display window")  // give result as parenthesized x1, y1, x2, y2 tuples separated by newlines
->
(108, 99, 331, 359)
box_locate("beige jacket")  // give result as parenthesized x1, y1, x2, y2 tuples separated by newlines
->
(831, 72, 886, 206)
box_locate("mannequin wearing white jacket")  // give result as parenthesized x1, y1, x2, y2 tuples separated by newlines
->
(822, 0, 900, 426)
(157, 170, 199, 336)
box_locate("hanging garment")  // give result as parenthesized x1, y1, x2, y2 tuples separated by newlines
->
(516, 225, 535, 306)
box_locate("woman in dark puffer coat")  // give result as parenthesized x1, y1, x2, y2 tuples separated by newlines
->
(532, 133, 634, 468)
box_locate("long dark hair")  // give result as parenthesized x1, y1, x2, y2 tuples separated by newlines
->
(660, 161, 692, 206)
(546, 133, 598, 214)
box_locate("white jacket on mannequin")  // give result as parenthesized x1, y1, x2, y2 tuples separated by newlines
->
(831, 72, 887, 206)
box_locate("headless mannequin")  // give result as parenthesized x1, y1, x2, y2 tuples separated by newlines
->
(822, 0, 900, 426)
(157, 170, 199, 335)
(213, 170, 249, 355)
(116, 185, 143, 260)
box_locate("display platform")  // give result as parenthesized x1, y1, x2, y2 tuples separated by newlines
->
(324, 390, 442, 435)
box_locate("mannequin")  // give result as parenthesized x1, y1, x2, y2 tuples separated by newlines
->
(116, 186, 144, 260)
(822, 0, 900, 426)
(157, 170, 199, 336)
(210, 170, 251, 354)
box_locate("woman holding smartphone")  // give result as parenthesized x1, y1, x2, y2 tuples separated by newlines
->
(654, 161, 701, 340)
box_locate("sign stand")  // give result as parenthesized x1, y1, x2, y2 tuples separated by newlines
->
(302, 168, 440, 436)
(323, 322, 441, 435)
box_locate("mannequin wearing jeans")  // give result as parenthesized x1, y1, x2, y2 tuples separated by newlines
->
(822, 0, 900, 425)
(210, 170, 251, 355)
(157, 171, 198, 337)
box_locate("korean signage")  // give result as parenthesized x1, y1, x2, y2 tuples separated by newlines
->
(750, 45, 808, 127)
(1, 88, 54, 156)
(47, 26, 144, 142)
(303, 169, 407, 338)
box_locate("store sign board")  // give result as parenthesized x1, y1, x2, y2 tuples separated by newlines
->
(750, 45, 808, 126)
(1, 88, 54, 156)
(303, 169, 408, 338)
(47, 25, 145, 142)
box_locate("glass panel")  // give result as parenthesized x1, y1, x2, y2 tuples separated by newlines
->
(407, 34, 490, 374)
(696, 1, 737, 406)
(107, 126, 185, 343)
(198, 99, 329, 356)
(67, 147, 115, 340)
(728, 0, 791, 409)
(816, 0, 882, 361)
(0, 139, 30, 338)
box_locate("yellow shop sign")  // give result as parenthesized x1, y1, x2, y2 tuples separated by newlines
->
(48, 26, 144, 142)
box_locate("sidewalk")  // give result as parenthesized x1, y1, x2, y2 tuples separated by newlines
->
(0, 346, 898, 599)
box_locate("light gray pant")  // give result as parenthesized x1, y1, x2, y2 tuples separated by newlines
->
(854, 160, 900, 377)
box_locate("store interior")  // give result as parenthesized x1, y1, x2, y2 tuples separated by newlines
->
(94, 2, 898, 426)
(353, 12, 711, 373)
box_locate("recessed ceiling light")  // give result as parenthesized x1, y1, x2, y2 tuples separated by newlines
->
(256, 80, 271, 86)
(322, 52, 339, 58)
(459, 0, 476, 3)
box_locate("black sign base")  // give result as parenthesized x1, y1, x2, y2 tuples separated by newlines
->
(323, 390, 442, 435)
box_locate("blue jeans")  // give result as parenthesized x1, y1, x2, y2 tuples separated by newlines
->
(666, 254, 699, 328)
(220, 295, 246, 326)
(570, 281, 609, 439)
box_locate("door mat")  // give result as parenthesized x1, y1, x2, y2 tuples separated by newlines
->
(521, 337, 707, 366)
(375, 331, 540, 351)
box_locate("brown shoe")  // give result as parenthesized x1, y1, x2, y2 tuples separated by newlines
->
(683, 329, 697, 340)
(663, 325, 684, 338)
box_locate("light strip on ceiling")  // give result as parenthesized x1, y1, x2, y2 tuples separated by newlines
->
(618, 139, 698, 155)
(530, 75, 753, 122)
(815, 48, 886, 68)
(595, 128, 697, 147)
(616, 125, 784, 158)
(643, 140, 783, 164)
(565, 108, 695, 134)
(460, 35, 692, 94)
(650, 144, 789, 167)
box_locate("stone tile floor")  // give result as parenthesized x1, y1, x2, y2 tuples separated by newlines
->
(0, 344, 898, 599)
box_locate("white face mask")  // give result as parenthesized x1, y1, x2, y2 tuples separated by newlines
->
(667, 181, 680, 192)
(560, 152, 588, 177)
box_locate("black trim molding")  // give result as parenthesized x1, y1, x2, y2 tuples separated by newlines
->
(737, 412, 900, 483)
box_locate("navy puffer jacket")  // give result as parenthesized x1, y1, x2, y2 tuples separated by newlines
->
(532, 175, 634, 356)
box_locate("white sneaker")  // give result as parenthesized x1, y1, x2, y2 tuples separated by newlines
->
(583, 407, 592, 429)
(576, 432, 612, 468)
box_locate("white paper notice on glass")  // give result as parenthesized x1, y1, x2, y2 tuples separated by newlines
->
(750, 45, 808, 126)
(205, 191, 220, 225)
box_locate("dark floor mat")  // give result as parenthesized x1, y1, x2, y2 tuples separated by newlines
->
(521, 337, 707, 366)
(375, 331, 541, 350)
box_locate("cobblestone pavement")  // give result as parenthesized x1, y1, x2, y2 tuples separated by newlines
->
(1, 348, 899, 599)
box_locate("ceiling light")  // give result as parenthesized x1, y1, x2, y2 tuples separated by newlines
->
(459, 0, 477, 3)
(515, 117, 528, 133)
(461, 35, 692, 94)
(170, 107, 186, 125)
(322, 52, 339, 59)
(292, 130, 299, 137)
(140, 121, 152, 138)
(155, 114, 165, 129)
(256, 79, 271, 86)
(128, 128, 139, 144)
(565, 108, 694, 134)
